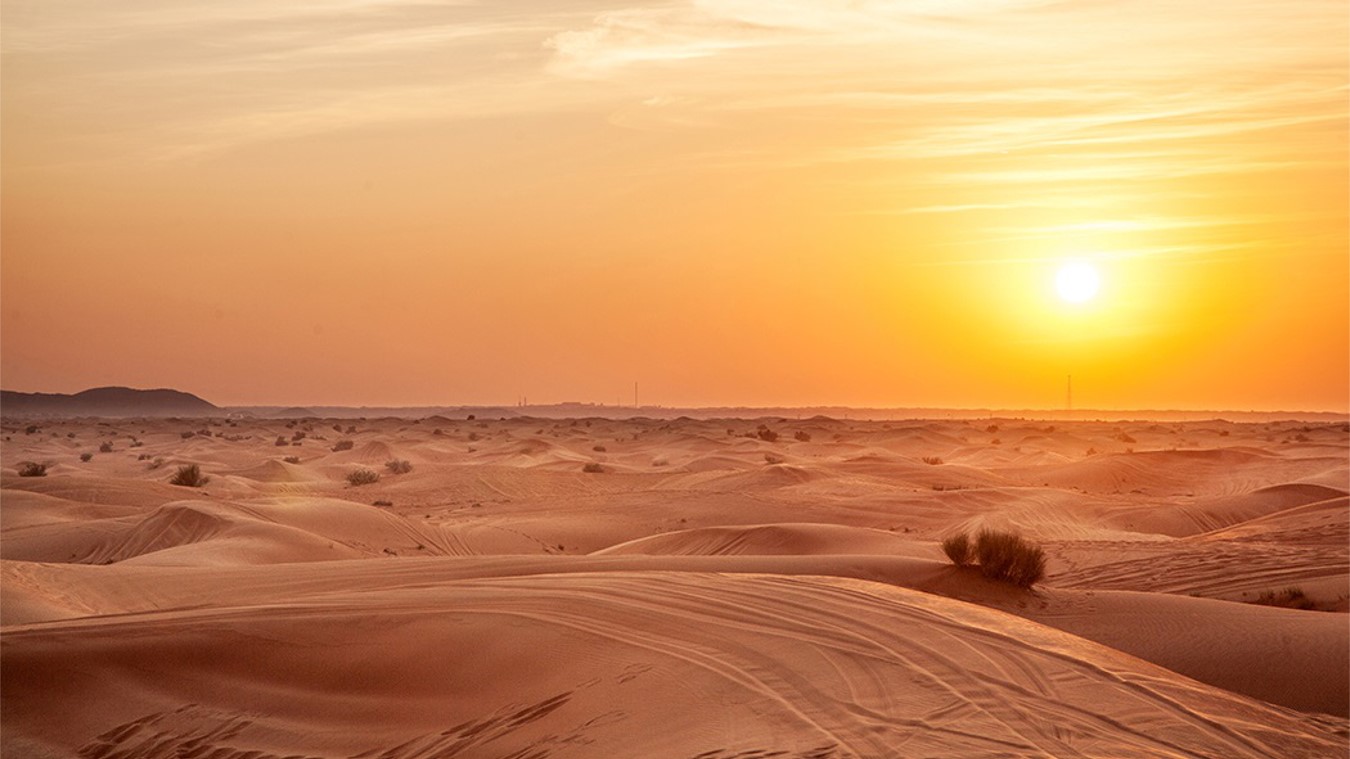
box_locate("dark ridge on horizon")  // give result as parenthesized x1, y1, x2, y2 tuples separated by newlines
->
(0, 386, 219, 418)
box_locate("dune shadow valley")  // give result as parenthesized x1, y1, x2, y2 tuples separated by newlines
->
(2, 412, 1347, 758)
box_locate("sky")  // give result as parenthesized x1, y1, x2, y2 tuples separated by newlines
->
(2, 0, 1347, 411)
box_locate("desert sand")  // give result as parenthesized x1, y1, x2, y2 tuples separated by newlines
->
(2, 414, 1347, 757)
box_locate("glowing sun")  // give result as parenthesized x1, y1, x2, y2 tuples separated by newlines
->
(1056, 261, 1100, 303)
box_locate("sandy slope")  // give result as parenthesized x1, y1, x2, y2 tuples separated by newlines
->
(6, 573, 1345, 758)
(2, 415, 1347, 756)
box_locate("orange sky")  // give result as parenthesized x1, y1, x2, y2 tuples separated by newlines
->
(3, 0, 1347, 410)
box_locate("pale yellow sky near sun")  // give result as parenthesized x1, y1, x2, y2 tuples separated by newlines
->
(2, 0, 1346, 410)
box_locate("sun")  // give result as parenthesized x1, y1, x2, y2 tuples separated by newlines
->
(1056, 261, 1100, 303)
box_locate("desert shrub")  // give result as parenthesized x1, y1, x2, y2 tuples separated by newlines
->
(592, 444, 607, 452)
(346, 468, 380, 486)
(99, 441, 114, 453)
(985, 424, 999, 433)
(148, 457, 166, 470)
(283, 456, 301, 464)
(275, 436, 288, 446)
(1116, 433, 1136, 444)
(25, 425, 39, 435)
(80, 452, 94, 462)
(990, 438, 1001, 446)
(17, 461, 47, 477)
(333, 424, 343, 433)
(922, 456, 943, 465)
(467, 414, 476, 420)
(1085, 447, 1098, 456)
(385, 459, 412, 474)
(372, 500, 393, 507)
(974, 530, 1045, 588)
(764, 452, 785, 465)
(582, 462, 605, 473)
(331, 439, 354, 452)
(292, 431, 306, 441)
(130, 439, 143, 447)
(1253, 587, 1318, 611)
(794, 430, 812, 442)
(941, 533, 973, 566)
(170, 464, 209, 487)
(467, 432, 481, 441)
(137, 453, 151, 460)
(180, 430, 195, 439)
(345, 425, 357, 434)
(756, 425, 779, 442)
(433, 428, 444, 436)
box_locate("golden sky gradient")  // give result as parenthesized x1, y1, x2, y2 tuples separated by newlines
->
(3, 0, 1347, 410)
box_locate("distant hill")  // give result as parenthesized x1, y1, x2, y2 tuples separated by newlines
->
(0, 387, 219, 418)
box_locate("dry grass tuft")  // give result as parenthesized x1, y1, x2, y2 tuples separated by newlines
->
(170, 464, 209, 487)
(346, 468, 380, 486)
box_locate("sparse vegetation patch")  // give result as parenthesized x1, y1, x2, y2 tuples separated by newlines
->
(941, 529, 1046, 588)
(941, 533, 972, 566)
(347, 468, 380, 486)
(170, 464, 209, 487)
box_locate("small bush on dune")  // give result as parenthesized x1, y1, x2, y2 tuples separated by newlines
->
(922, 456, 943, 465)
(347, 468, 380, 486)
(582, 462, 605, 473)
(332, 439, 354, 452)
(974, 529, 1045, 588)
(275, 436, 288, 446)
(99, 441, 114, 453)
(592, 444, 607, 452)
(764, 452, 785, 465)
(794, 430, 811, 442)
(170, 464, 209, 487)
(940, 529, 1046, 587)
(80, 453, 94, 462)
(180, 431, 194, 439)
(283, 456, 301, 464)
(941, 533, 972, 566)
(17, 461, 47, 477)
(1253, 587, 1319, 611)
(385, 459, 412, 474)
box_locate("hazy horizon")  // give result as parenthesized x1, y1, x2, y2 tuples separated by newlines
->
(4, 0, 1347, 411)
(3, 382, 1348, 417)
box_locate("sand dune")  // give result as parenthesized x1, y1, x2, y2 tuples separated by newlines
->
(2, 415, 1346, 756)
(5, 572, 1346, 758)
